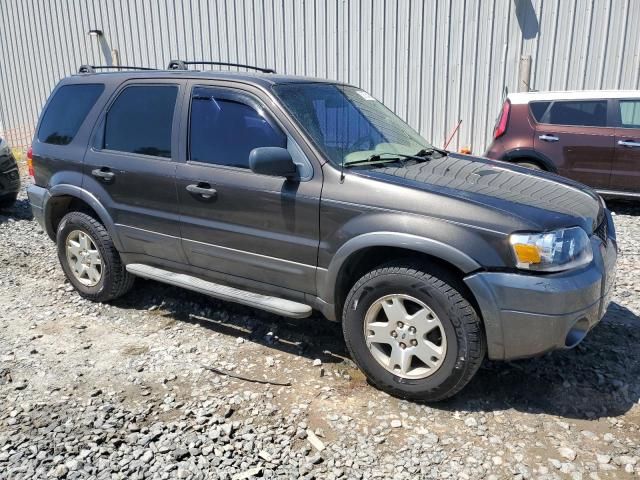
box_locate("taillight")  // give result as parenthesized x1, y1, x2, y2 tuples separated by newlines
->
(493, 100, 511, 139)
(27, 146, 34, 178)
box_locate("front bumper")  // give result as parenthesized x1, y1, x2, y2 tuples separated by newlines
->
(465, 214, 617, 361)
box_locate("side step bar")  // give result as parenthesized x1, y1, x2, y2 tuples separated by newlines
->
(126, 264, 312, 319)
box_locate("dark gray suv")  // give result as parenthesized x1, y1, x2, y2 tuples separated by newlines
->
(27, 63, 617, 401)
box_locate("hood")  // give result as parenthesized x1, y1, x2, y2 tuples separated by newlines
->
(353, 153, 603, 233)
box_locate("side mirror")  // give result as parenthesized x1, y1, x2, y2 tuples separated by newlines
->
(249, 147, 298, 179)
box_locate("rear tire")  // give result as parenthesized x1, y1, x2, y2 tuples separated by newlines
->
(514, 160, 543, 170)
(342, 263, 485, 402)
(56, 211, 134, 302)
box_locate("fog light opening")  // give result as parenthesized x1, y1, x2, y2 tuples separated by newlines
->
(565, 318, 589, 348)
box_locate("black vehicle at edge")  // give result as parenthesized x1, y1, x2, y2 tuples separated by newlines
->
(26, 64, 617, 401)
(0, 137, 20, 209)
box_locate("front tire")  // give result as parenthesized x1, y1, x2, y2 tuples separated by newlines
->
(342, 263, 485, 402)
(56, 212, 134, 302)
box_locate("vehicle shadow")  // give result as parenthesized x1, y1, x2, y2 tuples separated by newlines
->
(115, 278, 640, 420)
(606, 199, 640, 216)
(0, 198, 34, 224)
(442, 301, 640, 420)
(112, 278, 350, 365)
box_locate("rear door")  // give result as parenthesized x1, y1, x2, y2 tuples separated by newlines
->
(83, 80, 188, 263)
(611, 98, 640, 193)
(533, 99, 614, 188)
(175, 83, 322, 294)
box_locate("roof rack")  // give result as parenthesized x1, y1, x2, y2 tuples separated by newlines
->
(167, 60, 276, 74)
(78, 64, 156, 74)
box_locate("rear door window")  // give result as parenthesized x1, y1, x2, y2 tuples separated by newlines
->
(619, 100, 640, 128)
(542, 100, 608, 127)
(189, 86, 286, 168)
(103, 85, 178, 158)
(38, 84, 104, 145)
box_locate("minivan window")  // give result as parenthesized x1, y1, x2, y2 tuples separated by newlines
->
(619, 100, 640, 128)
(273, 83, 431, 167)
(529, 101, 550, 122)
(542, 100, 607, 127)
(104, 85, 177, 158)
(38, 84, 104, 145)
(189, 87, 286, 168)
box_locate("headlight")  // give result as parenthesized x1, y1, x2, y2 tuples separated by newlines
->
(509, 227, 593, 272)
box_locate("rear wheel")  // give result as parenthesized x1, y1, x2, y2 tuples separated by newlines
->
(514, 160, 543, 170)
(56, 212, 134, 302)
(342, 263, 485, 401)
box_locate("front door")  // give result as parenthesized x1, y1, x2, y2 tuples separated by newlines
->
(611, 99, 640, 193)
(534, 99, 614, 188)
(175, 84, 322, 294)
(83, 81, 187, 263)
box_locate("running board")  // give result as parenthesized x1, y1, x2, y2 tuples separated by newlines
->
(126, 264, 312, 318)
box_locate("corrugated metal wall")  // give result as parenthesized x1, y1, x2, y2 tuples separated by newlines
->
(1, 0, 639, 152)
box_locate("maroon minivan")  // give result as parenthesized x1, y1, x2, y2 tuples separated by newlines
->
(485, 91, 640, 198)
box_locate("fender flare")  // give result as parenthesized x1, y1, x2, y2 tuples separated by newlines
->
(501, 148, 557, 173)
(45, 184, 124, 251)
(321, 231, 482, 306)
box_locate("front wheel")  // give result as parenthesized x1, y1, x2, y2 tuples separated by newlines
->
(342, 264, 485, 401)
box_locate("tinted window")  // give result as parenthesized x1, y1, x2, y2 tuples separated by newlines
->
(529, 101, 550, 122)
(104, 85, 177, 158)
(543, 100, 607, 127)
(619, 100, 640, 128)
(38, 84, 104, 145)
(189, 87, 286, 168)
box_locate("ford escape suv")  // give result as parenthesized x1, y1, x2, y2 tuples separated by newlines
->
(485, 90, 640, 198)
(27, 63, 617, 401)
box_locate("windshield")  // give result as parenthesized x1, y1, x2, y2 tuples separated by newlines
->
(272, 83, 433, 167)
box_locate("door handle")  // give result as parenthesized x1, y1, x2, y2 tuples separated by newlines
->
(91, 167, 115, 182)
(539, 134, 559, 142)
(618, 140, 640, 148)
(186, 183, 217, 199)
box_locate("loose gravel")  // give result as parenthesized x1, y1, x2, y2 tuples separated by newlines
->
(1, 173, 639, 479)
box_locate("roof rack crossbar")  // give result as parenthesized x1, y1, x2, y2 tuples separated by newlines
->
(167, 60, 276, 74)
(78, 65, 157, 74)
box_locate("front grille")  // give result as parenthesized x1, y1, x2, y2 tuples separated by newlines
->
(594, 219, 607, 243)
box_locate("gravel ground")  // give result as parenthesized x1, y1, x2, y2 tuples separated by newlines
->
(1, 173, 639, 480)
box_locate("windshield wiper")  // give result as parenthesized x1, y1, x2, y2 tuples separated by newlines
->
(344, 152, 429, 168)
(415, 147, 448, 158)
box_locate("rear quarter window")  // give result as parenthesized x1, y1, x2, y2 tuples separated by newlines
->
(529, 101, 550, 122)
(38, 84, 104, 145)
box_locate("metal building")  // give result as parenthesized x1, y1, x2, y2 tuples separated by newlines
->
(1, 0, 639, 152)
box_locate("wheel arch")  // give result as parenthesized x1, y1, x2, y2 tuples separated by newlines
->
(322, 233, 482, 321)
(500, 148, 556, 172)
(45, 185, 123, 250)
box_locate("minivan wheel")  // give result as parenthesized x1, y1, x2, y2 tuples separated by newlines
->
(342, 264, 485, 402)
(56, 212, 134, 302)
